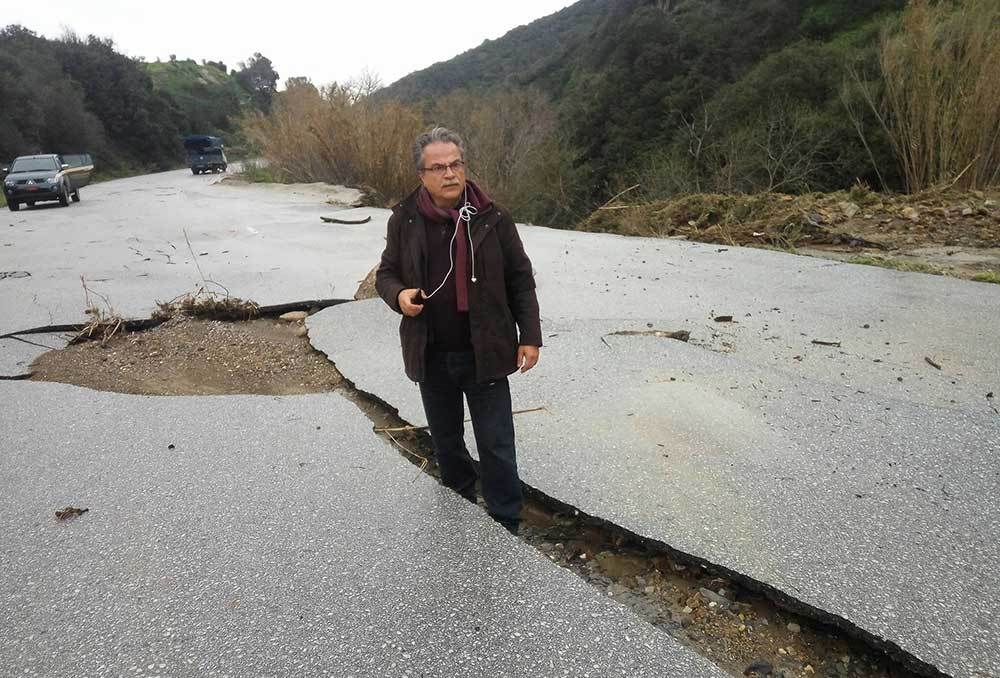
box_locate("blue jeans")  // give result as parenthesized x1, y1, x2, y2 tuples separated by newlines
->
(419, 350, 523, 532)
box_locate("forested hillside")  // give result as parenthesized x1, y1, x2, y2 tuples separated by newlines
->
(144, 59, 249, 140)
(384, 0, 909, 198)
(0, 26, 276, 173)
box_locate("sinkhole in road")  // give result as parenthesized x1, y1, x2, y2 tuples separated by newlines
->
(24, 311, 939, 678)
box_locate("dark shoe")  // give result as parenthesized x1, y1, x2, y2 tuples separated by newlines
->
(494, 516, 520, 535)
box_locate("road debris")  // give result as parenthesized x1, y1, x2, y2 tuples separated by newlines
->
(607, 329, 691, 342)
(924, 356, 942, 370)
(55, 506, 89, 520)
(811, 339, 842, 347)
(321, 215, 372, 225)
(154, 289, 259, 322)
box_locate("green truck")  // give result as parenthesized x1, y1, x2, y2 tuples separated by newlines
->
(184, 135, 228, 174)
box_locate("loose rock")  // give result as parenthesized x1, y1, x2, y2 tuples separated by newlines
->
(698, 587, 731, 609)
(838, 202, 860, 218)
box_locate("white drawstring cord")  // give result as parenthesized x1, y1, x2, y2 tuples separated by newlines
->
(422, 189, 478, 299)
(460, 202, 478, 283)
(423, 220, 458, 300)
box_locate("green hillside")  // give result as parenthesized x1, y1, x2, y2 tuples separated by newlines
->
(145, 59, 250, 136)
(382, 0, 608, 100)
(1, 25, 273, 173)
(383, 0, 907, 198)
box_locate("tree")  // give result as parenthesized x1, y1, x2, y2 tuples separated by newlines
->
(235, 53, 279, 113)
(0, 26, 105, 161)
(284, 76, 317, 95)
(54, 32, 185, 168)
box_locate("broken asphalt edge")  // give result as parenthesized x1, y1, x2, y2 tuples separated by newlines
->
(312, 335, 951, 678)
(0, 298, 354, 340)
(0, 296, 954, 677)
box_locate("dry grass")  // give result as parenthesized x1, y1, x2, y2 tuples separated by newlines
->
(241, 80, 576, 222)
(847, 256, 945, 276)
(154, 288, 259, 322)
(860, 0, 1000, 192)
(579, 187, 1000, 252)
(70, 276, 127, 345)
(73, 306, 126, 345)
(241, 81, 423, 205)
(582, 192, 834, 247)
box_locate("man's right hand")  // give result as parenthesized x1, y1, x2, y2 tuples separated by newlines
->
(398, 289, 425, 317)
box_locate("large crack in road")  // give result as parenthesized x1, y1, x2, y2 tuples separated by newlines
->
(12, 305, 951, 678)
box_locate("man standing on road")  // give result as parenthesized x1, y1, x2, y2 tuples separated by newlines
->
(375, 127, 542, 535)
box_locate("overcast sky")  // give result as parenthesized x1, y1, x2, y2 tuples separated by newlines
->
(5, 1, 577, 87)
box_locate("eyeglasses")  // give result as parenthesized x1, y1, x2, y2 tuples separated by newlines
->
(419, 160, 466, 175)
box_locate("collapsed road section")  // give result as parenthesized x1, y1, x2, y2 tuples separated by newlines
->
(18, 305, 954, 677)
(1, 380, 730, 677)
(308, 298, 999, 678)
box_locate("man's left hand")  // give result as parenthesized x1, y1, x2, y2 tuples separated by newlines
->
(517, 345, 539, 373)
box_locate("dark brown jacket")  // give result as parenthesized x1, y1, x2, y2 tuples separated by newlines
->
(375, 187, 542, 383)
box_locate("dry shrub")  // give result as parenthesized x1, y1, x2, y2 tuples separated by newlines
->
(432, 88, 556, 196)
(351, 98, 424, 202)
(243, 79, 582, 223)
(73, 306, 126, 345)
(242, 78, 423, 204)
(72, 276, 126, 345)
(429, 87, 581, 224)
(862, 0, 1000, 191)
(155, 289, 259, 321)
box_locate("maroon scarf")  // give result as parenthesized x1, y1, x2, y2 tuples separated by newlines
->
(416, 180, 492, 312)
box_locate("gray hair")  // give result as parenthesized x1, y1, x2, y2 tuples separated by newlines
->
(412, 126, 466, 170)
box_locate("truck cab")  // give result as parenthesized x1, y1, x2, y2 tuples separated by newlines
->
(184, 136, 227, 174)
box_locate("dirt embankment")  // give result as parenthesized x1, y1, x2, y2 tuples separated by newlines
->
(30, 317, 341, 396)
(581, 188, 1000, 281)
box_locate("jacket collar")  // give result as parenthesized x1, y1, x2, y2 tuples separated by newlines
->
(397, 185, 500, 243)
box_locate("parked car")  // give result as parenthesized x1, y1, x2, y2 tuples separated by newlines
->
(2, 153, 94, 212)
(184, 136, 227, 174)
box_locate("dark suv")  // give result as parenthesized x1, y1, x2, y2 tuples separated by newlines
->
(184, 136, 227, 174)
(2, 153, 94, 212)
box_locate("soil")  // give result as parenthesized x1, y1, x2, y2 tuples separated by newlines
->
(358, 403, 924, 678)
(582, 188, 1000, 280)
(29, 316, 342, 396)
(519, 507, 920, 678)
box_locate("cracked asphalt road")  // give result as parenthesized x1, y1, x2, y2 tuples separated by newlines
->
(308, 230, 1000, 677)
(0, 170, 733, 677)
(0, 382, 727, 677)
(0, 170, 382, 336)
